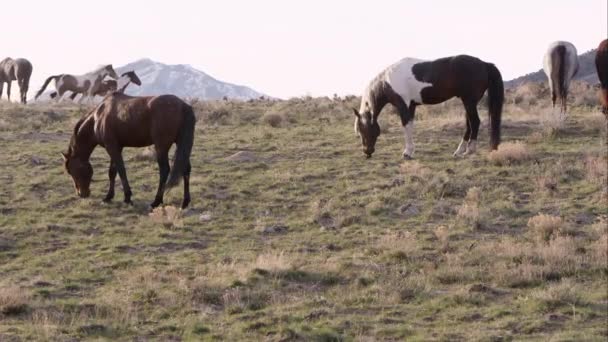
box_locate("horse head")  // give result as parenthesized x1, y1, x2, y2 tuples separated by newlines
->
(104, 64, 119, 79)
(353, 108, 380, 158)
(62, 150, 93, 198)
(121, 71, 142, 86)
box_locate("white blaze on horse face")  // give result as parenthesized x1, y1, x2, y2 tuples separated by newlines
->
(403, 121, 415, 157)
(385, 58, 432, 105)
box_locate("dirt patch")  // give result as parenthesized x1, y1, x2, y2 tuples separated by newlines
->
(152, 241, 206, 254)
(19, 132, 69, 142)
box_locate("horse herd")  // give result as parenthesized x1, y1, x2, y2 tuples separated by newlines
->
(1, 39, 607, 209)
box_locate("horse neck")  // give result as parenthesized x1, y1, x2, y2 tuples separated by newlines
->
(71, 117, 97, 160)
(362, 85, 389, 116)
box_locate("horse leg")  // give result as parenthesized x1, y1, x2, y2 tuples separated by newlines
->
(6, 81, 11, 102)
(107, 147, 133, 204)
(181, 161, 192, 209)
(19, 79, 28, 104)
(398, 102, 416, 159)
(150, 147, 170, 208)
(0, 82, 4, 99)
(454, 115, 471, 157)
(463, 100, 480, 155)
(103, 160, 118, 202)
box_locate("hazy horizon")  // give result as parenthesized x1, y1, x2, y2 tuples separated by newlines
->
(3, 0, 607, 99)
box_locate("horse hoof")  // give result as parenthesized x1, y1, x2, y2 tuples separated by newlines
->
(403, 154, 413, 160)
(124, 199, 133, 205)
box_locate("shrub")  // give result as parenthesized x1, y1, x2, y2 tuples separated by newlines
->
(527, 214, 563, 242)
(487, 141, 531, 165)
(261, 112, 284, 127)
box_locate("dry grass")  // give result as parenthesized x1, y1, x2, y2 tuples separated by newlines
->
(254, 251, 292, 272)
(487, 141, 531, 165)
(261, 112, 285, 127)
(584, 154, 607, 185)
(376, 230, 418, 256)
(457, 187, 481, 227)
(148, 205, 183, 228)
(527, 214, 563, 242)
(0, 285, 30, 316)
(539, 108, 567, 136)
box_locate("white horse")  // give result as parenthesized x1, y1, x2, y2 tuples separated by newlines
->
(543, 41, 579, 113)
(34, 65, 119, 103)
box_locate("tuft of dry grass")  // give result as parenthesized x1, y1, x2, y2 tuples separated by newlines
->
(584, 154, 607, 185)
(400, 160, 432, 182)
(261, 112, 285, 127)
(527, 214, 563, 243)
(457, 187, 481, 227)
(376, 230, 418, 257)
(0, 285, 30, 316)
(255, 251, 291, 272)
(149, 205, 183, 228)
(487, 141, 531, 165)
(539, 108, 567, 136)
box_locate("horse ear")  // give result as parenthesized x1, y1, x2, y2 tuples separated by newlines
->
(61, 152, 68, 161)
(352, 108, 361, 118)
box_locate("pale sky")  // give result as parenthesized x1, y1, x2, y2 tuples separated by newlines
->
(3, 0, 607, 99)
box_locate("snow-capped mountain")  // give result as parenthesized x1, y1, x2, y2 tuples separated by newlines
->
(116, 58, 266, 100)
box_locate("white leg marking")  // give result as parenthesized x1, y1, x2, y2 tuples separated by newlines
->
(453, 139, 467, 157)
(464, 140, 477, 155)
(402, 121, 415, 158)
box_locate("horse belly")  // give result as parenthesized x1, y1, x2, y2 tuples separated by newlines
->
(419, 86, 454, 105)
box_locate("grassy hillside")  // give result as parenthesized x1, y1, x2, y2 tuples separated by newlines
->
(505, 49, 600, 88)
(0, 89, 606, 341)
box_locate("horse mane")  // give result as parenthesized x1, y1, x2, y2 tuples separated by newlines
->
(361, 71, 390, 116)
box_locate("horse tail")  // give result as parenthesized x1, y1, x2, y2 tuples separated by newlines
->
(166, 103, 196, 189)
(552, 45, 568, 108)
(486, 62, 503, 150)
(34, 75, 60, 99)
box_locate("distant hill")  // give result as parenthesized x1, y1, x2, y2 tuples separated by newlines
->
(505, 49, 599, 88)
(116, 58, 266, 100)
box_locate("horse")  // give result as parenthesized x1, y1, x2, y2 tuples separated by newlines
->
(68, 71, 142, 101)
(542, 41, 579, 113)
(353, 55, 503, 159)
(0, 58, 33, 104)
(34, 64, 119, 103)
(61, 93, 196, 209)
(595, 39, 608, 116)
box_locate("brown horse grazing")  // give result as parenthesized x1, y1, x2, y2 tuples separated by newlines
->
(596, 39, 608, 116)
(62, 93, 196, 209)
(0, 57, 33, 104)
(35, 65, 118, 103)
(68, 71, 142, 101)
(354, 55, 503, 159)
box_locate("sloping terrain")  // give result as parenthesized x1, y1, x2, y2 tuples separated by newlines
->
(505, 49, 600, 88)
(0, 91, 606, 340)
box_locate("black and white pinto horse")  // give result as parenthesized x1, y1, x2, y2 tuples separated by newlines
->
(542, 41, 579, 113)
(353, 55, 504, 159)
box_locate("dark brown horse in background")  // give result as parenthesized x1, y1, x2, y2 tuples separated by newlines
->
(62, 93, 196, 209)
(354, 55, 503, 159)
(0, 58, 33, 104)
(596, 39, 608, 116)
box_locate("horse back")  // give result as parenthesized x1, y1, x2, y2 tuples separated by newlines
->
(97, 94, 189, 148)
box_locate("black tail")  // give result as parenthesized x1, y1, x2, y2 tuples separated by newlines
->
(552, 45, 567, 110)
(486, 63, 504, 150)
(166, 104, 195, 189)
(35, 75, 60, 99)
